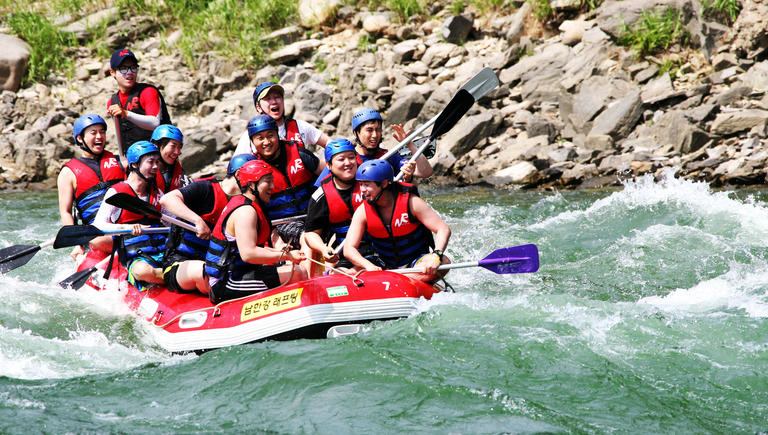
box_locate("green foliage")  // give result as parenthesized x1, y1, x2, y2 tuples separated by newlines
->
(386, 0, 425, 19)
(450, 0, 465, 15)
(699, 0, 740, 23)
(314, 56, 327, 73)
(617, 9, 690, 57)
(658, 58, 682, 77)
(4, 11, 77, 85)
(472, 0, 510, 12)
(527, 0, 553, 20)
(584, 0, 604, 11)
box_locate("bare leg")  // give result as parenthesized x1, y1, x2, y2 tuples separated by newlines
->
(132, 261, 165, 284)
(175, 260, 210, 295)
(277, 262, 308, 285)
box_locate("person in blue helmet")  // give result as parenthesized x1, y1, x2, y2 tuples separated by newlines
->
(158, 154, 256, 294)
(344, 159, 451, 283)
(233, 81, 329, 156)
(151, 124, 191, 192)
(58, 114, 126, 259)
(314, 108, 433, 187)
(93, 141, 167, 290)
(304, 138, 379, 276)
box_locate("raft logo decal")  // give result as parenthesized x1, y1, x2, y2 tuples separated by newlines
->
(241, 287, 303, 322)
(394, 212, 410, 227)
(326, 286, 349, 298)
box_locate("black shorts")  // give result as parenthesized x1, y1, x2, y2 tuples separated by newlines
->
(162, 262, 196, 293)
(209, 263, 283, 303)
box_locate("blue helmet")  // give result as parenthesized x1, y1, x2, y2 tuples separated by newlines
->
(227, 154, 257, 176)
(151, 124, 183, 144)
(351, 109, 382, 131)
(324, 138, 356, 163)
(356, 159, 393, 184)
(73, 114, 107, 144)
(247, 115, 278, 137)
(253, 81, 284, 106)
(126, 141, 160, 165)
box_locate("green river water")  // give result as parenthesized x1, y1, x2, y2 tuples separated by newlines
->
(1, 171, 767, 433)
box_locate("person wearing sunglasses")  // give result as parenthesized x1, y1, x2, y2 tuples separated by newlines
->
(107, 48, 173, 156)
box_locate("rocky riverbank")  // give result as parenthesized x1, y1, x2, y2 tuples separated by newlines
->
(1, 0, 768, 192)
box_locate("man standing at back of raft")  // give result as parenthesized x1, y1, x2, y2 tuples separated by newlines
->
(205, 160, 307, 303)
(344, 159, 451, 283)
(107, 48, 172, 155)
(158, 154, 256, 295)
(58, 114, 126, 259)
(93, 141, 168, 291)
(234, 81, 329, 155)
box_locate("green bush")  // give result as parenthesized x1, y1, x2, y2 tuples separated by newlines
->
(617, 8, 690, 57)
(699, 0, 740, 23)
(528, 0, 553, 20)
(4, 11, 77, 85)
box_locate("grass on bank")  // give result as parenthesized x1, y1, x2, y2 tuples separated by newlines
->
(617, 8, 691, 58)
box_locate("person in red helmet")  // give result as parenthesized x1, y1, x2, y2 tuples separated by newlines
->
(107, 48, 172, 155)
(233, 81, 329, 156)
(204, 160, 308, 303)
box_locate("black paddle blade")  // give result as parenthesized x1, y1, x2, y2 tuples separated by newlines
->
(106, 192, 162, 218)
(0, 244, 41, 274)
(59, 266, 96, 290)
(430, 89, 475, 140)
(54, 225, 105, 249)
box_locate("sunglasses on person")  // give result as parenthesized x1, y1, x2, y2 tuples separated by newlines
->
(117, 65, 139, 74)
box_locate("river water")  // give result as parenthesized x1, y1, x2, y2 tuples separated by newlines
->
(1, 171, 766, 433)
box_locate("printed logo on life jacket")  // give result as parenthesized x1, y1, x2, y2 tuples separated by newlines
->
(354, 192, 364, 203)
(286, 132, 301, 141)
(394, 212, 410, 228)
(289, 158, 304, 175)
(126, 96, 140, 111)
(104, 157, 119, 169)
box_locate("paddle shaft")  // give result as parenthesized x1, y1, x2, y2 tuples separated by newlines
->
(395, 256, 530, 274)
(380, 68, 498, 161)
(393, 136, 435, 182)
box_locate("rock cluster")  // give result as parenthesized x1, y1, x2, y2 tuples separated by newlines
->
(1, 0, 768, 191)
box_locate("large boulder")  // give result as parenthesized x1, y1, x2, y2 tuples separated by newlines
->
(441, 15, 473, 44)
(293, 80, 333, 123)
(439, 110, 502, 156)
(298, 0, 341, 27)
(727, 0, 768, 59)
(710, 109, 768, 135)
(486, 161, 541, 186)
(386, 91, 425, 126)
(0, 34, 30, 92)
(164, 80, 199, 110)
(645, 110, 712, 153)
(268, 40, 322, 64)
(589, 91, 644, 140)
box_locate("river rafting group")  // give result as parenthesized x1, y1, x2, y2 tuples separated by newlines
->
(0, 48, 539, 351)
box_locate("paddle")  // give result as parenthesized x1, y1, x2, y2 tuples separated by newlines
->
(380, 67, 499, 161)
(0, 239, 55, 274)
(395, 244, 539, 275)
(59, 256, 111, 290)
(105, 193, 197, 231)
(54, 224, 171, 249)
(393, 88, 474, 182)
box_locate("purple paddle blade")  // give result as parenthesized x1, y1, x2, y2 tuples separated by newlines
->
(478, 244, 539, 274)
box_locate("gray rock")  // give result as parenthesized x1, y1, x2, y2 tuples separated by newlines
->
(429, 149, 457, 174)
(739, 61, 768, 93)
(392, 40, 420, 64)
(710, 109, 768, 135)
(416, 86, 451, 125)
(589, 91, 644, 139)
(568, 76, 613, 130)
(180, 130, 219, 173)
(526, 115, 558, 142)
(0, 34, 30, 92)
(728, 0, 768, 59)
(322, 107, 341, 125)
(641, 73, 684, 104)
(684, 103, 717, 124)
(441, 15, 473, 44)
(386, 91, 425, 126)
(711, 86, 751, 107)
(260, 26, 304, 45)
(650, 110, 712, 153)
(506, 2, 531, 43)
(298, 0, 341, 27)
(365, 71, 389, 93)
(422, 43, 467, 69)
(585, 134, 614, 151)
(634, 65, 660, 84)
(293, 80, 332, 121)
(440, 110, 502, 156)
(61, 7, 119, 42)
(561, 163, 598, 185)
(486, 161, 541, 186)
(712, 52, 739, 71)
(363, 13, 392, 34)
(165, 80, 199, 110)
(268, 39, 322, 64)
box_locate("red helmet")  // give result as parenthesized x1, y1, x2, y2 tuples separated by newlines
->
(238, 160, 272, 187)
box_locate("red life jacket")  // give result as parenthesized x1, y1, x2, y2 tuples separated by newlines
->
(111, 182, 162, 225)
(363, 183, 434, 268)
(258, 141, 316, 220)
(355, 148, 387, 165)
(155, 161, 184, 193)
(205, 195, 271, 280)
(201, 181, 230, 226)
(322, 176, 364, 225)
(284, 118, 304, 147)
(63, 151, 125, 224)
